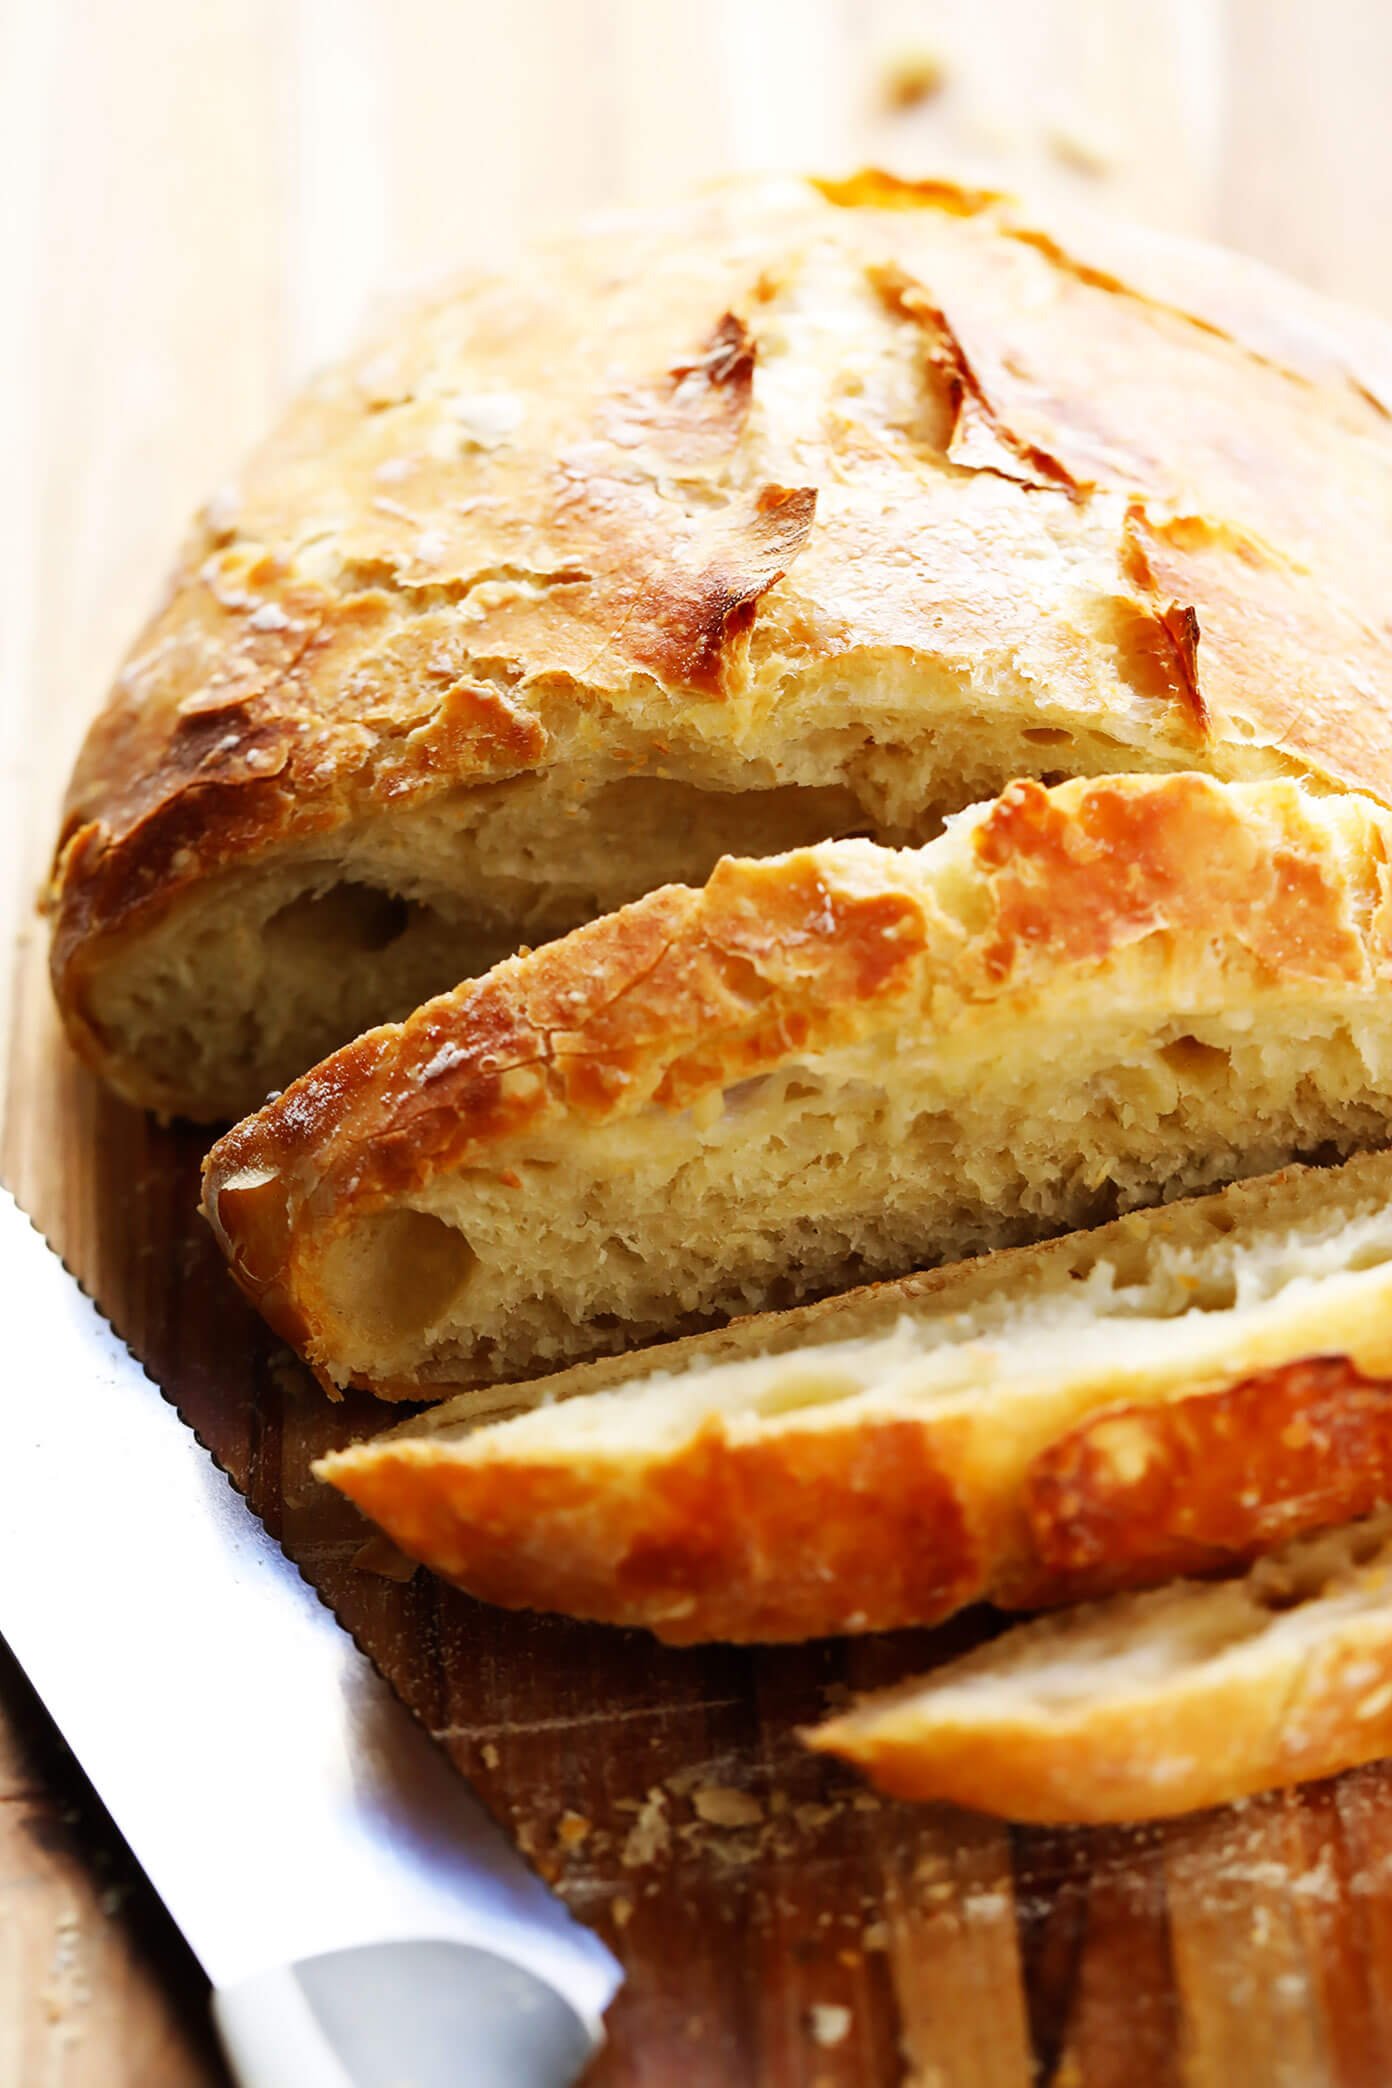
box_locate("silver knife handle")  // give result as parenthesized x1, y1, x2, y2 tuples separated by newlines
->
(213, 1940, 601, 2087)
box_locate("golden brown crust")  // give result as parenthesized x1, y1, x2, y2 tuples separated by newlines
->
(1015, 1356, 1392, 1599)
(804, 1517, 1392, 1821)
(317, 1407, 978, 1643)
(318, 1341, 1392, 1644)
(203, 771, 1392, 1398)
(52, 173, 1392, 1109)
(327, 1420, 979, 1643)
(972, 769, 1368, 982)
(803, 1620, 1392, 1822)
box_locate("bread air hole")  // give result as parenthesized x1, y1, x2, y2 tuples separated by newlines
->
(1251, 1575, 1309, 1615)
(1159, 1035, 1232, 1083)
(1249, 1525, 1387, 1618)
(265, 881, 426, 954)
(316, 1208, 478, 1357)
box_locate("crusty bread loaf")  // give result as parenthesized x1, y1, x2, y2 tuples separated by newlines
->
(50, 172, 1392, 1119)
(804, 1511, 1392, 1821)
(314, 1149, 1392, 1641)
(203, 772, 1392, 1400)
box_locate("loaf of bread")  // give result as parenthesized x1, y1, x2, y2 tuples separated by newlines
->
(805, 1512, 1392, 1821)
(50, 172, 1392, 1120)
(202, 771, 1392, 1398)
(203, 771, 1392, 1398)
(311, 1150, 1392, 1640)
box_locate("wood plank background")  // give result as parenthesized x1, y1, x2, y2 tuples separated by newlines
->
(6, 2, 1392, 2080)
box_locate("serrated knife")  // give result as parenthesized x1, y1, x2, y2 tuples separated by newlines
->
(0, 1188, 622, 2085)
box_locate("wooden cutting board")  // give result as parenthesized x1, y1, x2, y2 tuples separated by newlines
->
(16, 981, 1392, 2085)
(9, 4, 1392, 2080)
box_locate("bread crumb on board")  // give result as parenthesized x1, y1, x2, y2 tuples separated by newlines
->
(621, 1789, 671, 1869)
(691, 1784, 765, 1829)
(41, 1907, 90, 2029)
(556, 1810, 591, 1851)
(808, 2002, 853, 2048)
(794, 1800, 837, 1833)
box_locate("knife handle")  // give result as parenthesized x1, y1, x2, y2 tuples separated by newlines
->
(212, 1939, 601, 2087)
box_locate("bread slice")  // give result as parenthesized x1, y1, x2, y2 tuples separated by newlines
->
(804, 1512, 1392, 1821)
(50, 174, 1392, 1119)
(204, 771, 1392, 1400)
(314, 1150, 1392, 1641)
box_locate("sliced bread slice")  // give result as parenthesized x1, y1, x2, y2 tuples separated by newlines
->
(316, 1150, 1392, 1642)
(804, 1511, 1392, 1821)
(206, 772, 1392, 1398)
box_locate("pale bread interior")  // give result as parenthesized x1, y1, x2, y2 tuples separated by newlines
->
(86, 638, 1291, 1123)
(380, 1006, 1390, 1389)
(360, 1152, 1392, 1480)
(95, 765, 881, 1121)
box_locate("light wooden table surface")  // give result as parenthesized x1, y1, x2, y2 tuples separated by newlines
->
(5, 2, 1392, 2079)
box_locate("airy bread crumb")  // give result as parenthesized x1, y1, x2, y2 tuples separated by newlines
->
(211, 773, 1392, 1401)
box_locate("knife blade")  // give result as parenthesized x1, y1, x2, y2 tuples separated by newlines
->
(0, 1187, 622, 2085)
